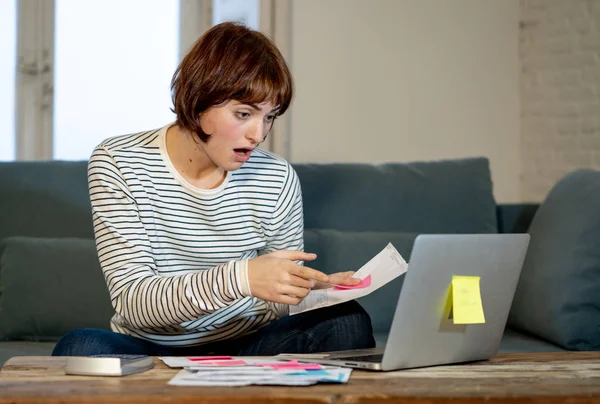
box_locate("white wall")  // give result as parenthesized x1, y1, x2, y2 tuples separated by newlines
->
(520, 0, 600, 202)
(289, 0, 521, 203)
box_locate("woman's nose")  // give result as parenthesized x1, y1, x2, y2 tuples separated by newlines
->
(247, 122, 265, 143)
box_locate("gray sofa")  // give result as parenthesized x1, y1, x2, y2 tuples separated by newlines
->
(2, 157, 599, 368)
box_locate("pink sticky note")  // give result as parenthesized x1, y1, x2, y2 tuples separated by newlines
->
(333, 274, 372, 290)
(188, 356, 233, 361)
(271, 363, 323, 370)
(255, 360, 323, 370)
(277, 360, 299, 365)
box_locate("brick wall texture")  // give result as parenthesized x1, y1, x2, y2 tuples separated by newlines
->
(520, 0, 600, 202)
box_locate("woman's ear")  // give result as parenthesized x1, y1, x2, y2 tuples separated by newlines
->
(196, 111, 214, 141)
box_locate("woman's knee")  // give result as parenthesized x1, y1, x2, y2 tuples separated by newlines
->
(52, 328, 123, 356)
(317, 300, 376, 350)
(338, 301, 376, 348)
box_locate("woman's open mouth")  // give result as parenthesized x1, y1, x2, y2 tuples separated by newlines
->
(233, 148, 253, 161)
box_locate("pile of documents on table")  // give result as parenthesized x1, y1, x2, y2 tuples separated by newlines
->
(160, 356, 352, 386)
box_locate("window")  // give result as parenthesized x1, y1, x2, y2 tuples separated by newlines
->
(212, 0, 259, 30)
(53, 0, 180, 160)
(10, 0, 290, 160)
(0, 0, 17, 161)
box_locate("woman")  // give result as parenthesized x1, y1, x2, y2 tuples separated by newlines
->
(52, 22, 375, 357)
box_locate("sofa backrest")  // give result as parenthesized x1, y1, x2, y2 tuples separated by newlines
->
(496, 204, 539, 234)
(0, 157, 499, 339)
(294, 157, 499, 333)
(294, 157, 498, 234)
(0, 157, 499, 241)
(0, 161, 93, 240)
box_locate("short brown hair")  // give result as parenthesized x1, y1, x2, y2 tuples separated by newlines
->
(171, 22, 294, 142)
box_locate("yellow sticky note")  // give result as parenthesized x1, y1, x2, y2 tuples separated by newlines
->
(450, 275, 485, 324)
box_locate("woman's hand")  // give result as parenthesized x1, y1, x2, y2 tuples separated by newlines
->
(328, 271, 361, 286)
(247, 250, 330, 305)
(313, 271, 361, 289)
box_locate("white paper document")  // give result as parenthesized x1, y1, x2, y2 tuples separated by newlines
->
(160, 356, 352, 386)
(167, 366, 352, 386)
(160, 356, 295, 369)
(290, 243, 408, 315)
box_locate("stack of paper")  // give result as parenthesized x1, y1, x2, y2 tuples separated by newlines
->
(161, 356, 352, 386)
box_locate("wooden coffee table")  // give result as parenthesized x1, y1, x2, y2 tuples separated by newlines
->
(1, 352, 600, 403)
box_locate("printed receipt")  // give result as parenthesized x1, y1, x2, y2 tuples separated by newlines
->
(289, 243, 408, 315)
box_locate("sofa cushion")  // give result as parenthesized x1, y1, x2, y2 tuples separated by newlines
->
(498, 328, 566, 354)
(294, 157, 498, 233)
(0, 237, 113, 340)
(304, 229, 417, 333)
(508, 169, 600, 351)
(372, 328, 567, 353)
(0, 341, 56, 368)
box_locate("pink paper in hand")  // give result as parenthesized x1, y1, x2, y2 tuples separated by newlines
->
(333, 274, 372, 290)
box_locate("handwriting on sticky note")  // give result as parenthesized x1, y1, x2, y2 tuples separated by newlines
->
(333, 275, 372, 290)
(451, 275, 485, 324)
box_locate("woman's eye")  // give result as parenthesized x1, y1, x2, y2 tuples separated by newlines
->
(236, 112, 251, 119)
(265, 115, 276, 122)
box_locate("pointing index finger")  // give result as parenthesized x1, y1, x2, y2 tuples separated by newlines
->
(291, 265, 329, 283)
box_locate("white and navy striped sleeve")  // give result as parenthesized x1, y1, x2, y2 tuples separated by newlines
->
(88, 145, 251, 330)
(260, 163, 305, 317)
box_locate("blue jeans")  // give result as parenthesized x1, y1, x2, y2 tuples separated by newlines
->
(52, 300, 375, 356)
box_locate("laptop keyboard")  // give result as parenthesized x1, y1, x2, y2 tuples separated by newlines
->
(338, 354, 383, 363)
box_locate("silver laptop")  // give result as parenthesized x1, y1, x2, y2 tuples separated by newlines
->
(281, 234, 530, 371)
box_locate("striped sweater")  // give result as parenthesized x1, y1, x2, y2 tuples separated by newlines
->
(88, 124, 303, 346)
